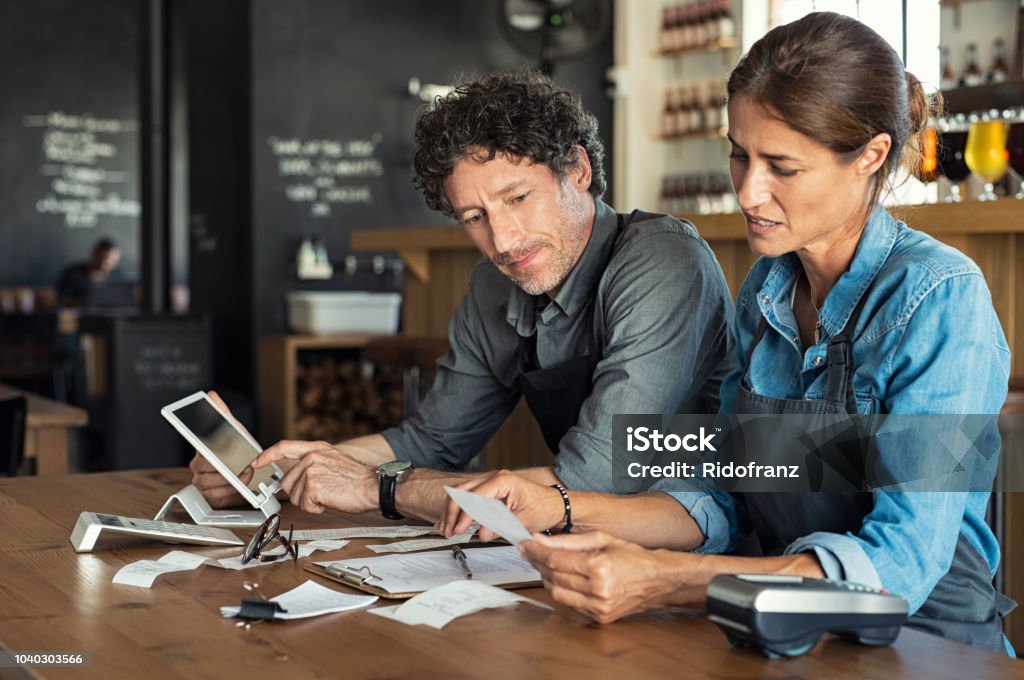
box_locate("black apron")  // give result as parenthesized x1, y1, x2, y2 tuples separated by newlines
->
(518, 330, 598, 453)
(735, 292, 1014, 653)
(515, 215, 628, 453)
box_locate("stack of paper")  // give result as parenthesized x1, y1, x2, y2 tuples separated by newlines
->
(315, 545, 540, 594)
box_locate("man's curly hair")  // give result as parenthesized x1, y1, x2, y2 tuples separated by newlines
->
(412, 70, 607, 219)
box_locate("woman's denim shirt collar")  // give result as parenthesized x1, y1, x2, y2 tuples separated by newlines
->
(727, 204, 1009, 414)
(753, 204, 897, 345)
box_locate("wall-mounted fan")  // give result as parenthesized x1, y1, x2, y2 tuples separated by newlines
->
(500, 0, 612, 75)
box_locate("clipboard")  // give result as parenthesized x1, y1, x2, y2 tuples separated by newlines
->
(304, 562, 542, 600)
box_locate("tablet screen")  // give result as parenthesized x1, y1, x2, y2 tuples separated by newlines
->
(173, 398, 277, 493)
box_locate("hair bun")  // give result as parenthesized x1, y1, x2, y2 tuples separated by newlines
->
(905, 71, 938, 135)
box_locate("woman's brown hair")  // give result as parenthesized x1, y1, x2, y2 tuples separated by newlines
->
(727, 11, 941, 206)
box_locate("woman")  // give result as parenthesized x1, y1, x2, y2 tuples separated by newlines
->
(438, 12, 1013, 653)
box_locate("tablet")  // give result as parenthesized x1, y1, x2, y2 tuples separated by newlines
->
(161, 391, 283, 509)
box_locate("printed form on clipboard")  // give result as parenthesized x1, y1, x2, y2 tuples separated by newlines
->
(306, 546, 541, 599)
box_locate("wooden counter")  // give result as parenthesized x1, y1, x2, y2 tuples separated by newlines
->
(352, 201, 1024, 379)
(0, 382, 87, 475)
(2, 468, 1022, 679)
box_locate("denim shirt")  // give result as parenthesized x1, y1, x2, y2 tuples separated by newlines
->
(671, 206, 1011, 626)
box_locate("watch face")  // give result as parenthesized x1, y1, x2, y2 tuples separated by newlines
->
(378, 460, 412, 476)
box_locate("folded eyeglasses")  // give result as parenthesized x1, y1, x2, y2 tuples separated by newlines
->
(241, 513, 297, 565)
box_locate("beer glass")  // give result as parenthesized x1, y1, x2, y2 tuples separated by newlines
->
(937, 115, 971, 203)
(964, 114, 1009, 201)
(1006, 108, 1024, 199)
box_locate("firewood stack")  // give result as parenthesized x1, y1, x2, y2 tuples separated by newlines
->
(293, 354, 405, 442)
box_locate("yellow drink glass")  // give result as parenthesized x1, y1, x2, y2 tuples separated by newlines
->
(964, 120, 1009, 200)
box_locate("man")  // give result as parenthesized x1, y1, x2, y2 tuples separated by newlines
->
(55, 237, 121, 307)
(191, 70, 734, 525)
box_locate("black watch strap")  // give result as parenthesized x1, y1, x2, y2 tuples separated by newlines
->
(379, 473, 403, 520)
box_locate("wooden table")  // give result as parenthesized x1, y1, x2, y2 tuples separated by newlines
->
(1, 469, 1021, 679)
(0, 382, 87, 476)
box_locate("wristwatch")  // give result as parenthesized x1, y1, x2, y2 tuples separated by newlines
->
(375, 460, 412, 520)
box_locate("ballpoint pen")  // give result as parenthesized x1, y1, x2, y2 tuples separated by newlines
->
(452, 545, 473, 580)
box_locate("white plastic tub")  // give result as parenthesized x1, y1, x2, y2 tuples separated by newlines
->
(287, 291, 401, 335)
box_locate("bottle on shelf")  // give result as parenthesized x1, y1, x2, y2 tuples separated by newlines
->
(662, 88, 678, 138)
(678, 4, 694, 51)
(940, 46, 956, 90)
(719, 173, 738, 213)
(297, 234, 333, 280)
(313, 236, 331, 269)
(675, 85, 693, 136)
(689, 83, 705, 134)
(680, 175, 695, 214)
(659, 176, 673, 214)
(704, 0, 721, 45)
(704, 81, 721, 134)
(674, 176, 688, 215)
(674, 5, 687, 53)
(297, 235, 316, 277)
(988, 38, 1009, 84)
(713, 174, 729, 214)
(660, 0, 739, 55)
(661, 172, 737, 216)
(960, 43, 984, 87)
(694, 174, 713, 214)
(659, 7, 674, 53)
(718, 0, 736, 41)
(667, 175, 682, 214)
(1016, 0, 1024, 81)
(694, 1, 708, 49)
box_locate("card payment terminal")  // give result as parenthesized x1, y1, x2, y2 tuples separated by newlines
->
(706, 574, 908, 658)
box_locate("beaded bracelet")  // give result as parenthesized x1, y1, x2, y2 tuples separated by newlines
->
(549, 483, 572, 534)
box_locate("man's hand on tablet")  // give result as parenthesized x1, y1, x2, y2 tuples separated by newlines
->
(251, 441, 378, 515)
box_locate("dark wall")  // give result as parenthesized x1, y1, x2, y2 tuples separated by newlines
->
(184, 0, 255, 399)
(186, 0, 613, 407)
(249, 0, 614, 334)
(0, 0, 141, 286)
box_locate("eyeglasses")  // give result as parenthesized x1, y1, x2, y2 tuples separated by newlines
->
(241, 513, 297, 565)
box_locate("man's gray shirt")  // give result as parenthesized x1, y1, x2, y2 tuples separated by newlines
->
(381, 199, 735, 491)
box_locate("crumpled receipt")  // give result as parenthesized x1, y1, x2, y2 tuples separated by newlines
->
(112, 539, 349, 588)
(369, 580, 551, 629)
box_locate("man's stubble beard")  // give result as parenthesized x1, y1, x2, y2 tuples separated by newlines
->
(496, 187, 590, 297)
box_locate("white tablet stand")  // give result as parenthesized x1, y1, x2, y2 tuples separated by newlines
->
(154, 484, 281, 527)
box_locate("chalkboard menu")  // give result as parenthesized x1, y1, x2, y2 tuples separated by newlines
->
(0, 0, 141, 286)
(249, 0, 613, 333)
